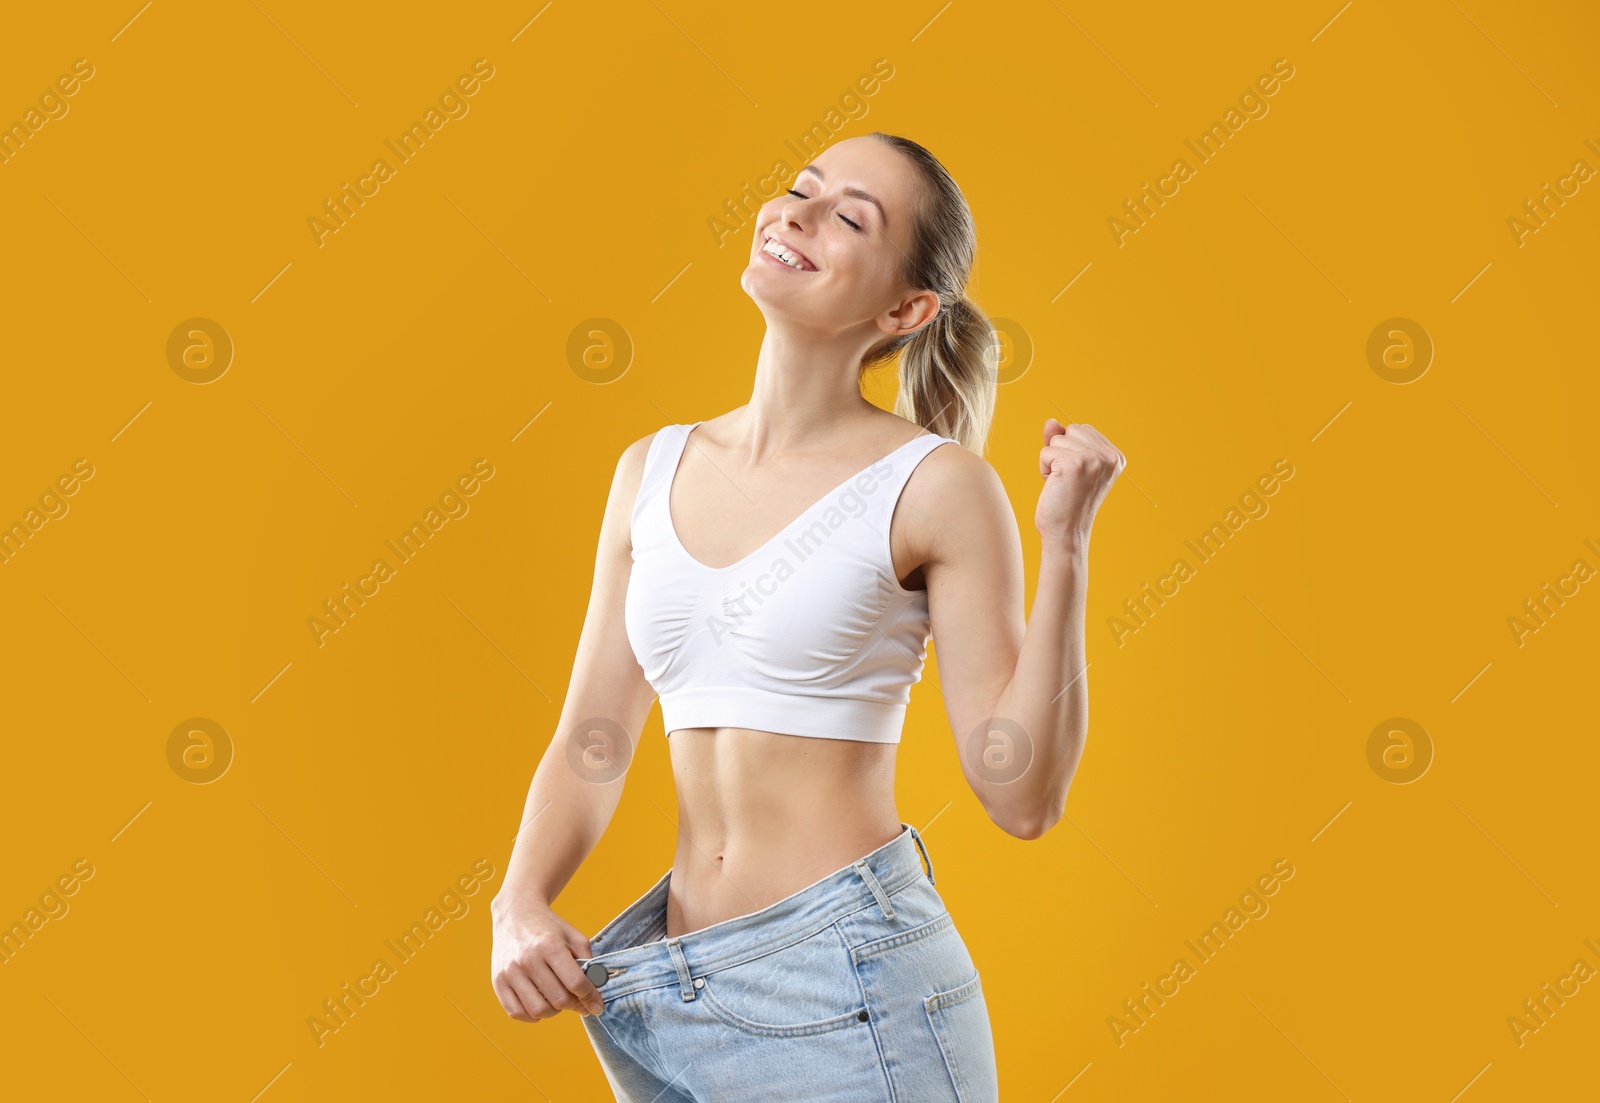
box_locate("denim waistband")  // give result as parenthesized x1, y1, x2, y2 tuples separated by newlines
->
(579, 822, 936, 1003)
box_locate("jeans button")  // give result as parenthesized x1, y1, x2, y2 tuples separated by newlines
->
(584, 961, 610, 988)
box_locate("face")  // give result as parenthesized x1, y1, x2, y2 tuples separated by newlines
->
(740, 136, 940, 343)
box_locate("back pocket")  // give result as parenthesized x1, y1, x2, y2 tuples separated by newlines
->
(924, 971, 998, 1102)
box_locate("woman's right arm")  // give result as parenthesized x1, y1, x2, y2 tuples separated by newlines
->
(490, 432, 660, 1023)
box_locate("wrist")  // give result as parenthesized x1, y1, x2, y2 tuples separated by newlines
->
(1041, 539, 1088, 567)
(491, 887, 550, 922)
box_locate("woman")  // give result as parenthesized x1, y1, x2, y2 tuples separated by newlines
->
(490, 132, 1125, 1101)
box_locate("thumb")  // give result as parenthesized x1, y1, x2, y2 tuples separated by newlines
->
(1043, 418, 1065, 446)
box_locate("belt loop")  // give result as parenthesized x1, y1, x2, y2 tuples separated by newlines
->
(908, 824, 936, 886)
(666, 937, 696, 1002)
(853, 859, 895, 920)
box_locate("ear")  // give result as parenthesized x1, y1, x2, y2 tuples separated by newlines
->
(876, 287, 941, 339)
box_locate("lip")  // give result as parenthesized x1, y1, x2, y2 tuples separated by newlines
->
(760, 232, 817, 272)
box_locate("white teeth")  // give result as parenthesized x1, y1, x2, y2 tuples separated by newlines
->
(763, 238, 807, 270)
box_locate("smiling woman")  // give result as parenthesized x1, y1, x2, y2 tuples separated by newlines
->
(491, 130, 1126, 1102)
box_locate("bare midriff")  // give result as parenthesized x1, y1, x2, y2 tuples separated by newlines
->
(663, 726, 904, 938)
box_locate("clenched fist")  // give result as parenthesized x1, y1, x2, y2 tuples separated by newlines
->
(490, 899, 606, 1022)
(1036, 418, 1125, 555)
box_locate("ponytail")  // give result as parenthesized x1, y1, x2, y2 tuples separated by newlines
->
(857, 132, 997, 456)
(892, 293, 997, 455)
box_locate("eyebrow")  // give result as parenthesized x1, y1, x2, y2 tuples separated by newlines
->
(798, 164, 887, 229)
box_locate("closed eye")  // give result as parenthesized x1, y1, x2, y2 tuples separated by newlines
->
(786, 188, 863, 233)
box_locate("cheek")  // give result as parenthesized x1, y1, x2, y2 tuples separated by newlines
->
(841, 249, 896, 295)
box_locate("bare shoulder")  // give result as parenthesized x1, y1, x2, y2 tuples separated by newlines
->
(610, 430, 659, 497)
(901, 436, 1018, 570)
(604, 429, 669, 555)
(619, 427, 659, 472)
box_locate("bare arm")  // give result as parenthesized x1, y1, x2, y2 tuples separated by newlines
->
(491, 433, 659, 917)
(917, 419, 1124, 840)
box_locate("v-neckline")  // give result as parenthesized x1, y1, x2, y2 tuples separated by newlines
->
(664, 421, 935, 574)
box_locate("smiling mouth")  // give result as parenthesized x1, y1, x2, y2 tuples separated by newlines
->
(760, 235, 816, 272)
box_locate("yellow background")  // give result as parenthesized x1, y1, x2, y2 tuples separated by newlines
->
(2, 1, 1596, 1099)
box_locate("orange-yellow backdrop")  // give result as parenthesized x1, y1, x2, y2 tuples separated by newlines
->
(3, 1, 1596, 1099)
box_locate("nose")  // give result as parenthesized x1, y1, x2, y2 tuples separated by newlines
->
(778, 193, 808, 230)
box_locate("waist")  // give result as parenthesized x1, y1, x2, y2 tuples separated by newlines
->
(669, 816, 903, 928)
(580, 823, 936, 1002)
(664, 729, 899, 930)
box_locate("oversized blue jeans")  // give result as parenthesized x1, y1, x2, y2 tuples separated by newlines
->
(578, 822, 998, 1101)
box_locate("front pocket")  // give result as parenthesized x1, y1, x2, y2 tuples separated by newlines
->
(924, 971, 999, 1102)
(697, 980, 867, 1038)
(693, 923, 867, 1038)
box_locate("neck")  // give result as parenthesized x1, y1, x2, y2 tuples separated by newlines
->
(733, 324, 885, 459)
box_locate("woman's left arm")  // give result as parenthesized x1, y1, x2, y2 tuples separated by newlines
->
(919, 418, 1125, 840)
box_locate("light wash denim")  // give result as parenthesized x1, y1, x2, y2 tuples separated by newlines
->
(577, 823, 998, 1102)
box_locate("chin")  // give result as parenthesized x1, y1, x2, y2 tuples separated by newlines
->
(740, 263, 795, 305)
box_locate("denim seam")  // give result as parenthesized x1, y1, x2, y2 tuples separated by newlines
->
(851, 911, 954, 964)
(704, 867, 927, 975)
(925, 970, 983, 1011)
(694, 982, 867, 1038)
(924, 998, 967, 1100)
(666, 937, 696, 1001)
(909, 825, 937, 886)
(854, 858, 896, 920)
(923, 972, 983, 1100)
(840, 920, 900, 1103)
(592, 1002, 675, 1097)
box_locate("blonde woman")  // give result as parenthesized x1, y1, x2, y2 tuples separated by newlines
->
(490, 132, 1125, 1101)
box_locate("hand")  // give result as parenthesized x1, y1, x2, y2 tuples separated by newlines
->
(491, 899, 606, 1022)
(1036, 418, 1126, 554)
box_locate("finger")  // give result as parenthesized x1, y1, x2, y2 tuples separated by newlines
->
(549, 947, 606, 1014)
(1066, 423, 1122, 466)
(526, 954, 591, 1017)
(1073, 423, 1114, 453)
(564, 928, 598, 972)
(493, 971, 541, 1023)
(508, 968, 556, 1021)
(491, 974, 523, 1021)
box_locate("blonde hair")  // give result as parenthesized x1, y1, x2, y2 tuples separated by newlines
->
(858, 132, 997, 456)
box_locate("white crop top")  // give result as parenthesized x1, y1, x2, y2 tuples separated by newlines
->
(624, 421, 959, 744)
